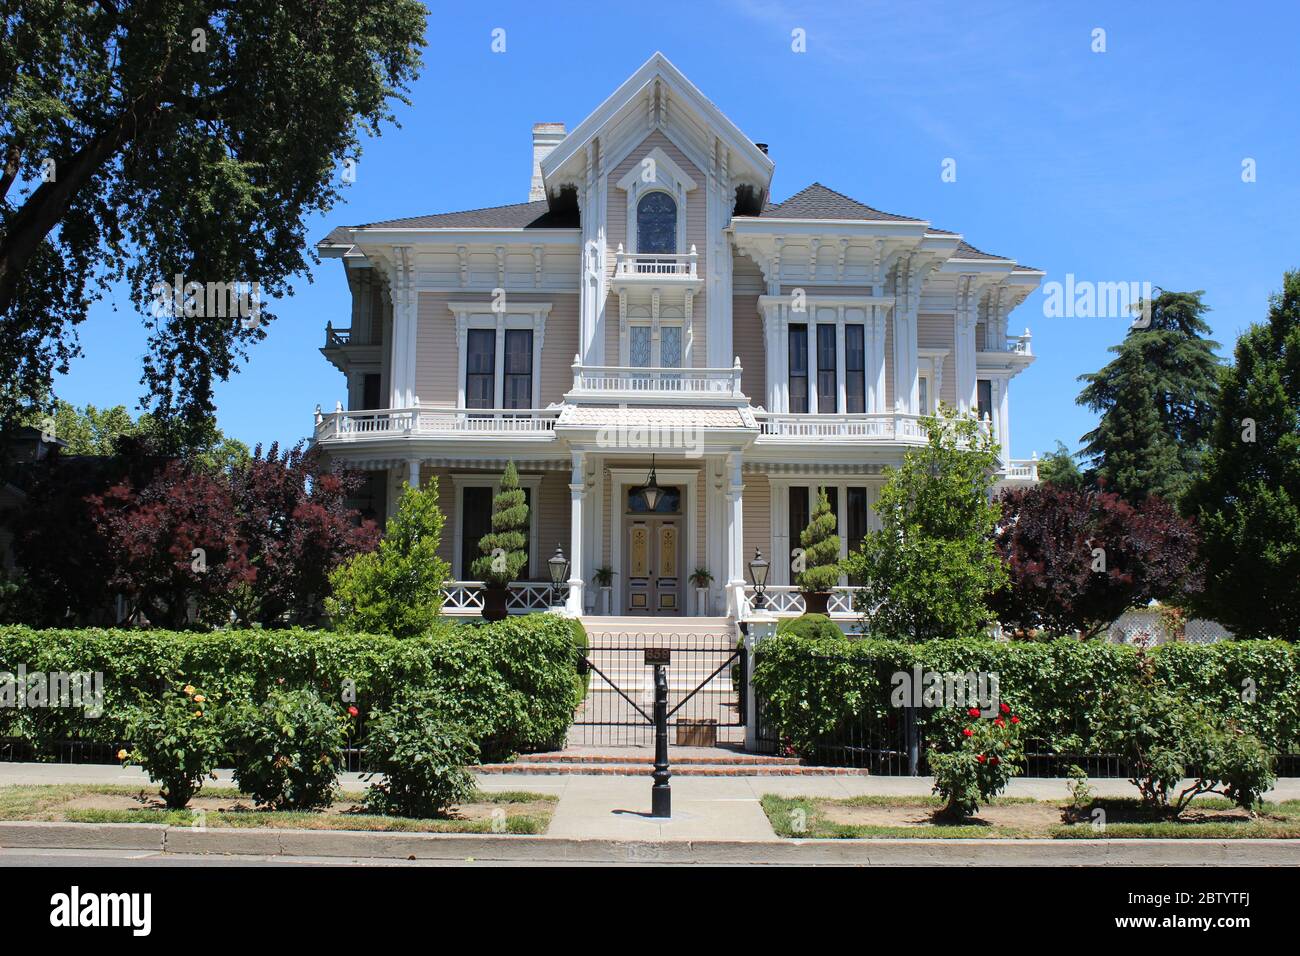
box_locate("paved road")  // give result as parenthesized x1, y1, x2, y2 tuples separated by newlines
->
(0, 847, 695, 867)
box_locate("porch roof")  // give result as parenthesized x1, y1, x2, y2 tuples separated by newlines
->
(555, 406, 758, 429)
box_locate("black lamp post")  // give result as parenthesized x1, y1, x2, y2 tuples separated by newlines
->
(547, 543, 569, 610)
(748, 547, 770, 610)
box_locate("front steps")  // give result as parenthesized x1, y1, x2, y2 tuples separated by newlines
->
(478, 751, 868, 776)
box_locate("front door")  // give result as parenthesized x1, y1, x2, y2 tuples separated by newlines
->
(625, 517, 682, 615)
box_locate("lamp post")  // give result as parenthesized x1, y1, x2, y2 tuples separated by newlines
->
(748, 547, 770, 610)
(547, 544, 569, 611)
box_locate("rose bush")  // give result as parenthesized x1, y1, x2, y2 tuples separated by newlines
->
(121, 682, 223, 809)
(929, 703, 1025, 818)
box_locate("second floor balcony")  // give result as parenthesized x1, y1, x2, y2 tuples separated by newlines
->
(566, 358, 747, 405)
(313, 406, 560, 444)
(611, 245, 702, 289)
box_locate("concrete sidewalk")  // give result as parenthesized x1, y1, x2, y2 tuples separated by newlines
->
(3, 762, 1299, 847)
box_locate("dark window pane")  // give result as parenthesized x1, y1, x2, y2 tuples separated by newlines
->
(462, 486, 494, 578)
(789, 486, 809, 573)
(817, 324, 837, 412)
(627, 485, 681, 514)
(503, 328, 532, 409)
(466, 329, 496, 409)
(845, 325, 865, 413)
(788, 324, 808, 414)
(846, 487, 868, 584)
(636, 192, 677, 255)
(977, 379, 993, 421)
(362, 373, 381, 410)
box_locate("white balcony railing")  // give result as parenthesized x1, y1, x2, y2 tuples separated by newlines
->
(1007, 329, 1033, 355)
(742, 585, 865, 619)
(569, 359, 744, 400)
(440, 581, 566, 615)
(313, 406, 560, 442)
(613, 244, 699, 280)
(1001, 457, 1040, 481)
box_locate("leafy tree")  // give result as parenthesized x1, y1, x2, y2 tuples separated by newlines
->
(795, 488, 841, 592)
(225, 442, 378, 626)
(993, 484, 1202, 638)
(845, 405, 1006, 640)
(1185, 271, 1300, 639)
(471, 462, 529, 588)
(1076, 290, 1221, 503)
(17, 397, 248, 467)
(86, 460, 252, 627)
(326, 479, 449, 638)
(1036, 440, 1085, 491)
(0, 1, 426, 434)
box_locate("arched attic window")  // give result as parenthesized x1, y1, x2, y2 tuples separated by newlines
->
(636, 192, 677, 254)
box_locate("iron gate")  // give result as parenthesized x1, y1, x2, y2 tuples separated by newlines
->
(570, 631, 745, 748)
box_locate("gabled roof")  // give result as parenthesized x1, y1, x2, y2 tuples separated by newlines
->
(747, 183, 925, 223)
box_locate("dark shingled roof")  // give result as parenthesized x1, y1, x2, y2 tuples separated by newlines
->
(320, 200, 580, 245)
(750, 183, 924, 222)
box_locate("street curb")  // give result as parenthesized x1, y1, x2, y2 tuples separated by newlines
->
(2, 822, 1298, 864)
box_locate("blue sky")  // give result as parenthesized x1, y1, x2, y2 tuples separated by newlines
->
(52, 1, 1300, 461)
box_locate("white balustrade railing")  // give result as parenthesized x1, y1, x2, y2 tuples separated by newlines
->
(314, 407, 560, 442)
(323, 322, 352, 347)
(741, 585, 864, 618)
(569, 360, 743, 399)
(440, 581, 566, 615)
(754, 412, 994, 443)
(613, 244, 699, 279)
(1001, 457, 1040, 481)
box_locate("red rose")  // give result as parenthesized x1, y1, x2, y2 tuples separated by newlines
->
(1010, 715, 1020, 724)
(990, 756, 1000, 766)
(993, 718, 1005, 728)
(999, 702, 1010, 714)
(962, 728, 973, 737)
(967, 707, 980, 717)
(976, 754, 987, 764)
(348, 706, 359, 717)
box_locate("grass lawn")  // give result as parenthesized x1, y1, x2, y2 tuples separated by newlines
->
(761, 794, 1300, 840)
(0, 785, 556, 835)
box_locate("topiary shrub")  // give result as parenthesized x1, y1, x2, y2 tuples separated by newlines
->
(361, 689, 479, 818)
(121, 681, 223, 809)
(775, 613, 843, 641)
(795, 488, 842, 595)
(929, 703, 1025, 818)
(471, 462, 529, 588)
(227, 687, 351, 810)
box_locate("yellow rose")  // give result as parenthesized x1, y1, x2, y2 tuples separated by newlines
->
(183, 684, 196, 696)
(193, 694, 206, 703)
(116, 748, 129, 761)
(192, 710, 202, 718)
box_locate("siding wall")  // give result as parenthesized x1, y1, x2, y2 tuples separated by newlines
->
(918, 312, 958, 407)
(732, 252, 766, 407)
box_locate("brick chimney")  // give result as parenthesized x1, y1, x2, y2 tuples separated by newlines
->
(530, 123, 566, 201)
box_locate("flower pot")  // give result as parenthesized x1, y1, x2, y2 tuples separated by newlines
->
(600, 586, 612, 615)
(695, 586, 709, 615)
(800, 590, 831, 616)
(481, 586, 509, 622)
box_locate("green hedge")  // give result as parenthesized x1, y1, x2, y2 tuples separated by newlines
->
(753, 632, 1300, 757)
(0, 614, 584, 763)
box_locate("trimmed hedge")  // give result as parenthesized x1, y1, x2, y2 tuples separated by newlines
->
(0, 614, 584, 764)
(752, 633, 1300, 757)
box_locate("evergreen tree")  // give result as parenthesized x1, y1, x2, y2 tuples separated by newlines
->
(1037, 440, 1085, 490)
(1076, 290, 1220, 502)
(1185, 271, 1300, 639)
(471, 462, 529, 588)
(326, 480, 449, 638)
(796, 488, 841, 592)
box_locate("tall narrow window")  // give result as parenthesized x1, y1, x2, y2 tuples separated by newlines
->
(846, 487, 868, 585)
(788, 324, 809, 413)
(845, 324, 865, 413)
(503, 328, 533, 409)
(465, 329, 496, 409)
(636, 192, 677, 256)
(816, 324, 837, 412)
(461, 486, 494, 578)
(788, 486, 809, 577)
(977, 379, 993, 422)
(362, 373, 381, 410)
(918, 375, 930, 415)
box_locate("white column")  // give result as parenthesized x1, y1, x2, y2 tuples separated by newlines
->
(406, 458, 421, 491)
(806, 316, 818, 414)
(955, 277, 979, 414)
(743, 613, 776, 750)
(388, 246, 417, 408)
(724, 452, 745, 617)
(997, 377, 1012, 462)
(493, 320, 506, 409)
(566, 451, 586, 615)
